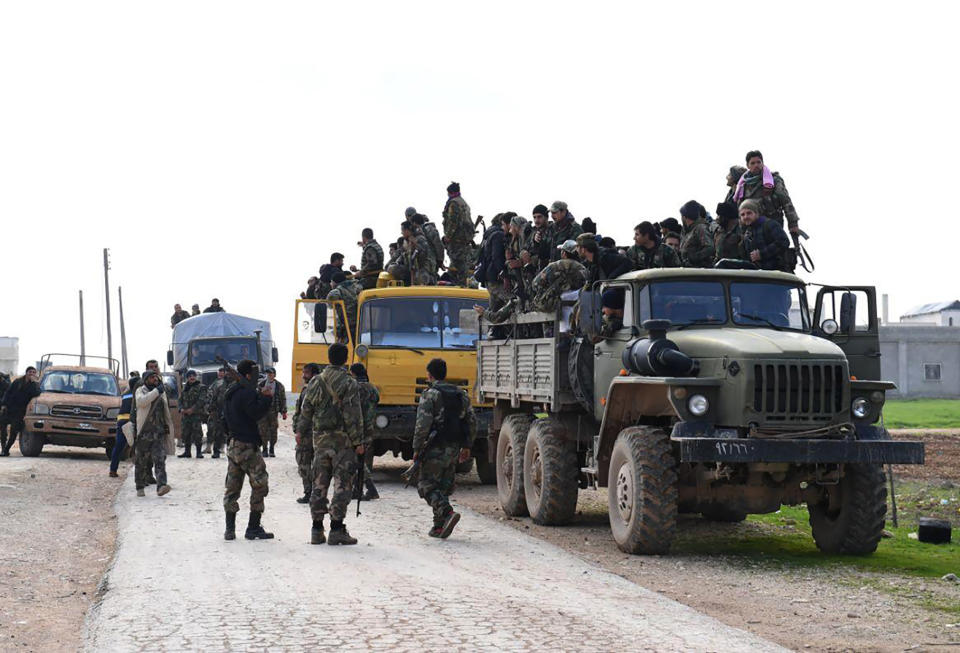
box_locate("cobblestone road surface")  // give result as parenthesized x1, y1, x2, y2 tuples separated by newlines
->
(83, 451, 785, 652)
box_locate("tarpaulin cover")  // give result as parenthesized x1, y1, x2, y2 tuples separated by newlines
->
(170, 312, 274, 371)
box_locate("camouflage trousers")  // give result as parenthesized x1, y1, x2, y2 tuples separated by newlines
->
(412, 265, 438, 286)
(417, 444, 459, 524)
(445, 240, 473, 286)
(310, 431, 356, 522)
(223, 440, 269, 514)
(206, 415, 225, 451)
(181, 416, 204, 449)
(295, 428, 315, 494)
(258, 413, 278, 447)
(134, 430, 167, 490)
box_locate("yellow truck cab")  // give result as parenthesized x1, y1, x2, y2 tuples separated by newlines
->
(292, 284, 493, 480)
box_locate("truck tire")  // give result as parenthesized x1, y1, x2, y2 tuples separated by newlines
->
(455, 457, 474, 475)
(808, 463, 887, 555)
(607, 426, 677, 554)
(524, 418, 579, 525)
(19, 430, 44, 457)
(476, 455, 497, 485)
(496, 414, 532, 517)
(700, 505, 747, 523)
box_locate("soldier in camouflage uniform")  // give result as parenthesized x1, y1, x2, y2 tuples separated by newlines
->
(733, 150, 800, 234)
(351, 228, 383, 290)
(678, 201, 716, 268)
(299, 343, 364, 546)
(530, 243, 587, 312)
(401, 220, 438, 285)
(177, 370, 207, 459)
(409, 211, 445, 273)
(442, 181, 474, 285)
(350, 363, 381, 501)
(738, 199, 790, 271)
(548, 201, 583, 262)
(724, 165, 747, 204)
(413, 358, 476, 538)
(327, 271, 360, 343)
(626, 222, 681, 270)
(293, 362, 320, 503)
(134, 370, 172, 497)
(528, 204, 553, 272)
(713, 202, 742, 262)
(257, 368, 287, 457)
(504, 215, 535, 304)
(205, 367, 228, 458)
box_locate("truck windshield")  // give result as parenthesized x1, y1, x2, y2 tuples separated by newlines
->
(40, 371, 119, 396)
(359, 297, 486, 350)
(188, 338, 258, 365)
(649, 281, 727, 326)
(645, 280, 809, 331)
(731, 282, 808, 331)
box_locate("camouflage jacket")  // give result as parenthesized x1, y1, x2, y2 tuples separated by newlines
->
(205, 378, 227, 418)
(442, 195, 473, 244)
(549, 217, 583, 261)
(179, 381, 207, 418)
(328, 279, 361, 337)
(408, 233, 437, 276)
(357, 380, 380, 447)
(738, 171, 799, 229)
(413, 381, 476, 452)
(504, 226, 534, 288)
(293, 381, 312, 435)
(359, 239, 384, 278)
(526, 223, 553, 271)
(298, 366, 362, 446)
(625, 243, 681, 270)
(714, 223, 742, 261)
(530, 259, 586, 311)
(419, 221, 445, 267)
(599, 314, 624, 338)
(258, 379, 286, 416)
(680, 219, 716, 268)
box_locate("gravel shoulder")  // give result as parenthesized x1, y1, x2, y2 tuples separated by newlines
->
(0, 447, 122, 652)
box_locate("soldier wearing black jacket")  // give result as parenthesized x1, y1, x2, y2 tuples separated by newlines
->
(1, 367, 41, 456)
(576, 236, 633, 287)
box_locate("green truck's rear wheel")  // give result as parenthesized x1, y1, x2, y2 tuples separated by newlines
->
(523, 418, 579, 525)
(496, 414, 532, 517)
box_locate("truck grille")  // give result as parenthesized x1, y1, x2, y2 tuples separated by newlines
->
(752, 364, 845, 422)
(51, 404, 103, 419)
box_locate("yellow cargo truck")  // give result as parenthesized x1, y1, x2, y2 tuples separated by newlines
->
(291, 284, 494, 482)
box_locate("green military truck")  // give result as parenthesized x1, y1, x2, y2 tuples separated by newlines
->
(476, 267, 924, 555)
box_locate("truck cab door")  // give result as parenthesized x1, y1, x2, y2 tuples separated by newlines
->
(293, 300, 354, 391)
(813, 286, 882, 380)
(591, 285, 635, 421)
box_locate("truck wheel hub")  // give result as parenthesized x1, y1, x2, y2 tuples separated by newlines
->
(616, 464, 633, 522)
(502, 444, 515, 487)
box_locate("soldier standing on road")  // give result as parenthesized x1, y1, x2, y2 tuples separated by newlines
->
(732, 150, 801, 234)
(129, 360, 164, 484)
(257, 368, 286, 458)
(0, 372, 11, 455)
(178, 370, 207, 459)
(350, 363, 381, 501)
(679, 201, 716, 268)
(413, 358, 476, 539)
(350, 228, 384, 290)
(170, 304, 190, 328)
(327, 272, 360, 344)
(442, 181, 474, 286)
(222, 359, 274, 541)
(205, 367, 228, 458)
(299, 343, 364, 546)
(0, 367, 41, 456)
(626, 222, 681, 270)
(293, 363, 321, 504)
(134, 370, 173, 497)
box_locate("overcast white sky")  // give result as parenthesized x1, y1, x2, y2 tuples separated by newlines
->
(2, 1, 958, 382)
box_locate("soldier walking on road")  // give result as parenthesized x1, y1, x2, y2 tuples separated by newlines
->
(413, 358, 476, 539)
(293, 363, 321, 504)
(0, 367, 41, 456)
(257, 368, 286, 458)
(299, 344, 364, 546)
(223, 359, 274, 541)
(205, 367, 228, 458)
(178, 370, 207, 459)
(442, 181, 474, 285)
(350, 363, 381, 501)
(134, 370, 173, 497)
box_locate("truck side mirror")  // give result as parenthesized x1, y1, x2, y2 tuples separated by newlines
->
(272, 347, 279, 363)
(313, 302, 327, 333)
(840, 292, 857, 335)
(579, 290, 603, 338)
(166, 351, 174, 366)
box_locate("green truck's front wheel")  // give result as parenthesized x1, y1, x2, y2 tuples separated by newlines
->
(808, 463, 888, 555)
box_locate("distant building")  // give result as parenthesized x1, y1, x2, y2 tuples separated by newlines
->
(899, 300, 960, 326)
(881, 325, 960, 398)
(0, 336, 19, 375)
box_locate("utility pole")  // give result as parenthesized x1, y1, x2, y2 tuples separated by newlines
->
(103, 248, 113, 364)
(79, 290, 86, 366)
(118, 286, 129, 378)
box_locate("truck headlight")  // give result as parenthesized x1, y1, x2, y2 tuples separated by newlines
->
(688, 394, 709, 417)
(851, 398, 870, 419)
(106, 408, 120, 419)
(34, 403, 50, 415)
(375, 414, 389, 429)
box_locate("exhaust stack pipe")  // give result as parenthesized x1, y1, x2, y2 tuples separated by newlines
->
(621, 319, 700, 377)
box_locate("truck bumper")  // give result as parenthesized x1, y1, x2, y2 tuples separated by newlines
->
(671, 423, 925, 465)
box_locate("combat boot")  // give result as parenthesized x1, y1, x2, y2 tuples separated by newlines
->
(203, 443, 212, 454)
(195, 444, 204, 459)
(157, 484, 171, 496)
(327, 521, 357, 546)
(363, 478, 380, 501)
(428, 524, 443, 538)
(212, 450, 221, 459)
(224, 512, 236, 540)
(136, 488, 145, 497)
(262, 444, 269, 456)
(244, 511, 275, 540)
(178, 448, 191, 458)
(296, 490, 311, 504)
(310, 519, 325, 544)
(268, 442, 275, 457)
(439, 509, 461, 539)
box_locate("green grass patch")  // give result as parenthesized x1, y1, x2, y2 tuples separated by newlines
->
(884, 399, 960, 429)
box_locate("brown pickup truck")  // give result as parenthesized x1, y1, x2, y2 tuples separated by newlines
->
(21, 357, 122, 458)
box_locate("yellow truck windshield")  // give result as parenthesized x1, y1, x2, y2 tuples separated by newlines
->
(359, 297, 484, 350)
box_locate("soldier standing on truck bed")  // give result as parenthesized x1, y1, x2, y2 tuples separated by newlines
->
(350, 228, 384, 290)
(205, 367, 228, 458)
(299, 343, 364, 546)
(257, 368, 286, 458)
(529, 244, 587, 312)
(350, 362, 381, 501)
(134, 370, 173, 497)
(402, 220, 438, 285)
(293, 362, 321, 504)
(626, 221, 681, 271)
(178, 370, 207, 459)
(442, 181, 474, 286)
(548, 201, 583, 262)
(413, 358, 476, 539)
(679, 200, 716, 268)
(731, 150, 801, 235)
(410, 210, 446, 274)
(713, 202, 742, 262)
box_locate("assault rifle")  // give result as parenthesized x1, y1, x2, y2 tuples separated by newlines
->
(401, 429, 438, 488)
(355, 452, 365, 517)
(215, 356, 241, 383)
(792, 229, 815, 273)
